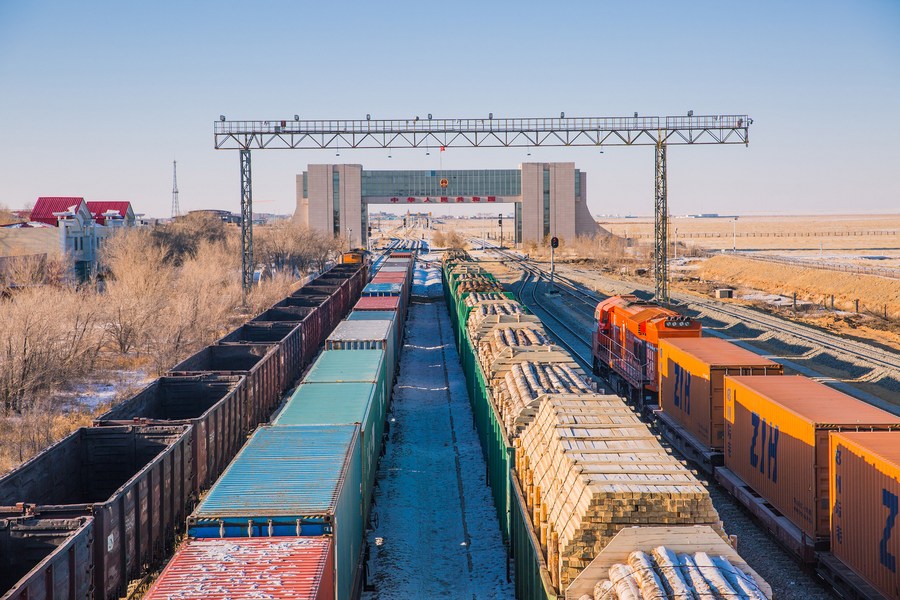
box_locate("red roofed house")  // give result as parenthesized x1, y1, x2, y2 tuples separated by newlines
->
(16, 197, 138, 280)
(87, 201, 135, 226)
(30, 197, 91, 226)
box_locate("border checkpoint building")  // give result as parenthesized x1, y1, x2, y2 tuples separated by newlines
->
(294, 163, 599, 247)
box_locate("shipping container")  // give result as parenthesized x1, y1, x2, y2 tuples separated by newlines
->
(0, 426, 192, 600)
(168, 343, 280, 432)
(304, 349, 389, 406)
(659, 338, 782, 451)
(187, 425, 363, 600)
(347, 309, 402, 348)
(724, 375, 900, 541)
(326, 319, 397, 380)
(143, 537, 334, 600)
(829, 431, 900, 600)
(363, 282, 403, 298)
(219, 321, 304, 387)
(93, 375, 246, 495)
(0, 516, 94, 600)
(354, 295, 401, 312)
(275, 382, 385, 520)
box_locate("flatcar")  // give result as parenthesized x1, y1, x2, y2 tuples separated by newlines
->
(591, 294, 700, 407)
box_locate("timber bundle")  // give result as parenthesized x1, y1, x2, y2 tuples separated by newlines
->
(454, 274, 504, 295)
(476, 326, 552, 366)
(497, 361, 592, 436)
(516, 397, 722, 588)
(464, 292, 508, 307)
(581, 547, 768, 600)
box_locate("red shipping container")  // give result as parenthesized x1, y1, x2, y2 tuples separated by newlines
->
(144, 537, 334, 600)
(724, 375, 900, 540)
(355, 296, 401, 311)
(373, 272, 407, 283)
(830, 431, 900, 600)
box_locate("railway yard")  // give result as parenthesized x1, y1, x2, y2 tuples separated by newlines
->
(1, 231, 899, 600)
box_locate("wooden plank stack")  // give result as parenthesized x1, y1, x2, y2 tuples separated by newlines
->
(466, 312, 543, 343)
(497, 363, 593, 436)
(454, 274, 504, 295)
(476, 324, 552, 366)
(516, 397, 722, 588)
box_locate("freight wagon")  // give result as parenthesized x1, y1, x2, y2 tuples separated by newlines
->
(720, 375, 900, 561)
(186, 425, 364, 600)
(0, 425, 192, 600)
(168, 343, 281, 433)
(656, 337, 783, 472)
(219, 321, 304, 389)
(0, 262, 369, 600)
(93, 374, 246, 495)
(441, 252, 733, 600)
(0, 516, 94, 600)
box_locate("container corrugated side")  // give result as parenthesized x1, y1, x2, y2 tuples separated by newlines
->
(830, 431, 900, 600)
(187, 425, 363, 600)
(143, 537, 334, 600)
(275, 382, 385, 520)
(724, 375, 900, 540)
(362, 282, 403, 296)
(304, 349, 389, 405)
(659, 338, 782, 450)
(326, 320, 395, 379)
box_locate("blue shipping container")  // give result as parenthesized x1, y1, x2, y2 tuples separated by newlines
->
(348, 310, 402, 348)
(187, 425, 363, 600)
(304, 349, 389, 405)
(275, 382, 385, 521)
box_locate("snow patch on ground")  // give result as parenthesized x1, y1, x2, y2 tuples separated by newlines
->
(363, 301, 514, 599)
(57, 369, 153, 411)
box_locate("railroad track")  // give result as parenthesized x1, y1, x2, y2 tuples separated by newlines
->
(480, 242, 900, 379)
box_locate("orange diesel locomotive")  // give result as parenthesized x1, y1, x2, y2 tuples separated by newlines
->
(592, 294, 701, 407)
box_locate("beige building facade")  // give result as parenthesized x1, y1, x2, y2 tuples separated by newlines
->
(295, 163, 599, 247)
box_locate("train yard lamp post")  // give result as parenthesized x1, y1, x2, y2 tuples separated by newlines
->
(214, 114, 750, 300)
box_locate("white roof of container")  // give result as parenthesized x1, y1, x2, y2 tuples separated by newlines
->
(328, 319, 392, 342)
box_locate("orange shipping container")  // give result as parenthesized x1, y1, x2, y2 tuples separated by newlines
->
(724, 376, 900, 540)
(659, 338, 782, 450)
(830, 431, 900, 600)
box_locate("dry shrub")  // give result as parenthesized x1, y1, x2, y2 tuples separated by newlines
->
(0, 287, 103, 412)
(0, 253, 70, 290)
(443, 229, 466, 250)
(432, 229, 446, 247)
(0, 399, 94, 475)
(257, 222, 344, 275)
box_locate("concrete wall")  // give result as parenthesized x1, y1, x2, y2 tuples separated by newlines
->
(549, 162, 576, 241)
(574, 170, 601, 238)
(520, 163, 545, 243)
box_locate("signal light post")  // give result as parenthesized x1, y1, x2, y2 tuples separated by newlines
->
(550, 236, 559, 287)
(498, 213, 503, 249)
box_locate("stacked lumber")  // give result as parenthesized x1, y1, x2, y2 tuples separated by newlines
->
(579, 547, 768, 599)
(476, 325, 552, 366)
(466, 313, 544, 345)
(464, 291, 508, 307)
(516, 397, 722, 588)
(497, 363, 592, 436)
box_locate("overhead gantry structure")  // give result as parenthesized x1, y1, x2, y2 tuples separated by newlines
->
(214, 114, 751, 302)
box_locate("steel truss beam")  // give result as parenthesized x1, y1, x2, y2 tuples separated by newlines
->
(216, 114, 752, 299)
(214, 115, 750, 150)
(240, 149, 253, 298)
(654, 143, 668, 304)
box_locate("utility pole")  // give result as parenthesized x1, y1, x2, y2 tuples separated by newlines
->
(654, 140, 668, 304)
(171, 160, 180, 218)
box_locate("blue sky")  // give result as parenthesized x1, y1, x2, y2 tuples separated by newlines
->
(1, 0, 898, 218)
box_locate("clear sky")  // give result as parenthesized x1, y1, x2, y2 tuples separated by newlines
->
(1, 0, 898, 219)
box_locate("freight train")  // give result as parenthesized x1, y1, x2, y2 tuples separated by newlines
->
(0, 258, 371, 600)
(596, 294, 900, 600)
(441, 253, 772, 600)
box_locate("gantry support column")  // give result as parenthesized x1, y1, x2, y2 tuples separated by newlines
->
(240, 149, 253, 299)
(654, 142, 669, 304)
